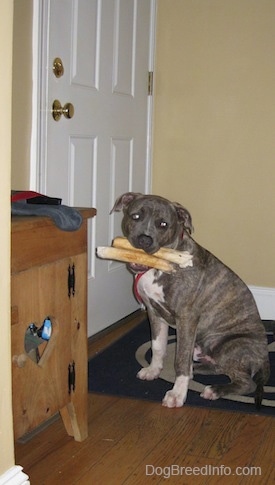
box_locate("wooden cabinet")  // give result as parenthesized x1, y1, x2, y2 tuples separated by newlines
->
(11, 208, 96, 442)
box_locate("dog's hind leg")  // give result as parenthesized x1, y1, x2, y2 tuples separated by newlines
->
(200, 373, 257, 401)
(193, 362, 221, 375)
(137, 315, 168, 381)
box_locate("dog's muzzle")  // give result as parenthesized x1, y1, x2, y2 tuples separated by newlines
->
(137, 234, 154, 251)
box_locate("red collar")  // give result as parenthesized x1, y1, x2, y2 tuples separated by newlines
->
(133, 272, 146, 303)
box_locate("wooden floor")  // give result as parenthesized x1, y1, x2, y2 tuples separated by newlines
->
(15, 311, 274, 484)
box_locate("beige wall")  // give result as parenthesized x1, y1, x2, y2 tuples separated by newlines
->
(153, 0, 275, 287)
(0, 0, 15, 476)
(11, 0, 32, 189)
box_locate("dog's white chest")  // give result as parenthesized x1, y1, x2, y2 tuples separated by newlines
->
(136, 270, 165, 304)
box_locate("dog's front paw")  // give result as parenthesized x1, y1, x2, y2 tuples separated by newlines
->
(162, 390, 185, 408)
(137, 366, 161, 381)
(162, 375, 189, 408)
(200, 385, 219, 400)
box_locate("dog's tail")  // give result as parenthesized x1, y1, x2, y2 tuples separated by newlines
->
(253, 363, 270, 410)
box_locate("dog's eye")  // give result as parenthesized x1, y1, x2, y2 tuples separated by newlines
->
(159, 221, 168, 228)
(131, 213, 140, 221)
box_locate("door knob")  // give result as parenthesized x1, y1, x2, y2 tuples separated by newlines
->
(52, 99, 74, 121)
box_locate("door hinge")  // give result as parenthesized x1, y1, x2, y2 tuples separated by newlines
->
(68, 361, 75, 393)
(68, 263, 75, 298)
(148, 71, 153, 96)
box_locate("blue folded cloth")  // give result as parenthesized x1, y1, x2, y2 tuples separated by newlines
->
(11, 197, 82, 232)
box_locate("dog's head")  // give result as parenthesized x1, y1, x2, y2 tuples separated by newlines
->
(111, 192, 193, 254)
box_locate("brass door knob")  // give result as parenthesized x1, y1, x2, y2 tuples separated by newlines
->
(52, 99, 74, 121)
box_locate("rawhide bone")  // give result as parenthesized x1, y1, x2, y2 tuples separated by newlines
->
(97, 246, 173, 272)
(96, 237, 193, 273)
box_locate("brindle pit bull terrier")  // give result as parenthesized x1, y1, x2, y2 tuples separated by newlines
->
(111, 192, 270, 409)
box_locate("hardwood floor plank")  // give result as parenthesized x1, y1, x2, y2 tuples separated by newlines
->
(25, 397, 151, 484)
(74, 403, 205, 483)
(249, 423, 275, 484)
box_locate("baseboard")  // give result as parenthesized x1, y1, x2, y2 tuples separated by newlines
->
(0, 466, 29, 485)
(249, 286, 275, 320)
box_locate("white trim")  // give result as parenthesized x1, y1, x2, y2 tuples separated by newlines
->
(249, 286, 275, 320)
(0, 466, 29, 485)
(145, 0, 157, 194)
(31, 0, 50, 193)
(30, 1, 42, 190)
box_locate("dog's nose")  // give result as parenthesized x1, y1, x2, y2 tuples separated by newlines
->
(137, 234, 153, 250)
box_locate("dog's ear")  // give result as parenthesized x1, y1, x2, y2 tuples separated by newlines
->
(110, 192, 143, 214)
(173, 202, 194, 234)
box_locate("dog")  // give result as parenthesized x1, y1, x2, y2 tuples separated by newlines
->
(111, 192, 270, 409)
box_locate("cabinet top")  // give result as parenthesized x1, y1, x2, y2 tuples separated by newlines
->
(11, 208, 97, 273)
(11, 207, 96, 232)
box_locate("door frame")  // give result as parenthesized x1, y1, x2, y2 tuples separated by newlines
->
(30, 0, 157, 194)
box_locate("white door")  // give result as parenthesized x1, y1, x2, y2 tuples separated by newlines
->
(38, 0, 155, 335)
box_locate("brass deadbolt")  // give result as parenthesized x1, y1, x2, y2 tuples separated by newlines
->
(53, 57, 64, 78)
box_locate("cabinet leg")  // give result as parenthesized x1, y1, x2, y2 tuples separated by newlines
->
(60, 401, 88, 442)
(59, 405, 74, 437)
